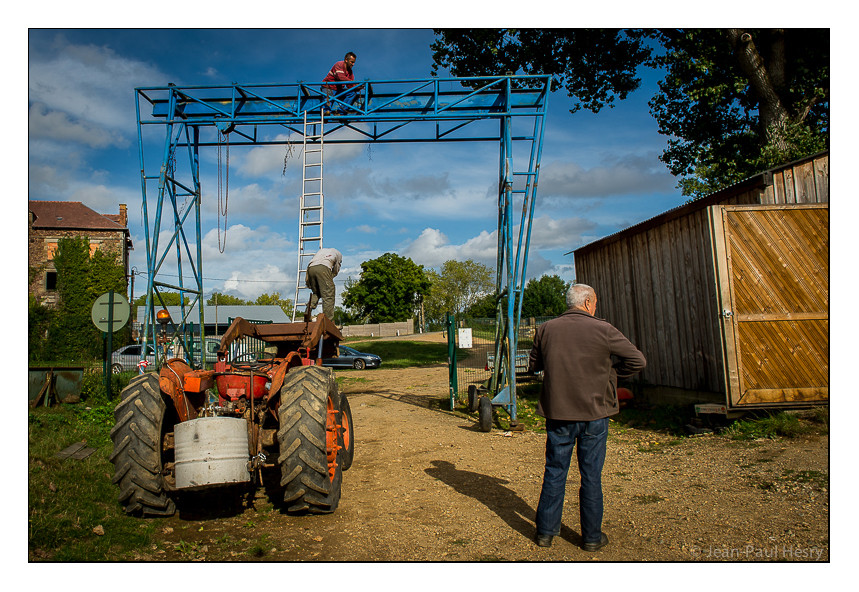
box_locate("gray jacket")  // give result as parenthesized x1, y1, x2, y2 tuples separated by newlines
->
(528, 308, 646, 421)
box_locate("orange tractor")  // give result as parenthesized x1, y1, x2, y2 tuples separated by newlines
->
(109, 315, 353, 516)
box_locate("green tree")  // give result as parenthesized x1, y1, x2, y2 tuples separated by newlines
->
(424, 259, 494, 326)
(648, 29, 828, 196)
(520, 274, 569, 318)
(463, 292, 499, 319)
(254, 292, 294, 319)
(342, 253, 431, 323)
(206, 291, 248, 306)
(431, 28, 829, 198)
(133, 290, 186, 309)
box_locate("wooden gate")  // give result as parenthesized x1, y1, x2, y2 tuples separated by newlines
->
(711, 204, 829, 408)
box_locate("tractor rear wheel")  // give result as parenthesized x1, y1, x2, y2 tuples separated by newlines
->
(338, 391, 354, 471)
(277, 366, 343, 514)
(109, 373, 176, 516)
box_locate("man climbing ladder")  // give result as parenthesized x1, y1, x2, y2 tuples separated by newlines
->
(304, 247, 342, 322)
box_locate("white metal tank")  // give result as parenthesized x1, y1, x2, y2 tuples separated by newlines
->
(174, 416, 251, 489)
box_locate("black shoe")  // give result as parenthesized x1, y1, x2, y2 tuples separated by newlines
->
(581, 533, 609, 552)
(534, 534, 553, 548)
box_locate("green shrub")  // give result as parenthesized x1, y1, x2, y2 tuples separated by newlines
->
(723, 411, 813, 440)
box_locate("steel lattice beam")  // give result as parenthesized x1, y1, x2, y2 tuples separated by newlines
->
(136, 75, 549, 425)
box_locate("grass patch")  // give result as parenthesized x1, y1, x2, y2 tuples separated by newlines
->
(346, 340, 465, 369)
(512, 380, 545, 431)
(454, 379, 545, 431)
(632, 494, 665, 504)
(782, 469, 828, 488)
(29, 392, 163, 560)
(722, 411, 815, 441)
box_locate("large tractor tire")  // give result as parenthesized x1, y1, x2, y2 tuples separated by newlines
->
(277, 366, 343, 514)
(109, 373, 176, 516)
(338, 391, 355, 471)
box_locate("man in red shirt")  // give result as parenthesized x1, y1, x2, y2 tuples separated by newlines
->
(322, 52, 359, 116)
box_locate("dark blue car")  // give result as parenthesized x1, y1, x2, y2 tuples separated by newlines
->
(322, 345, 382, 370)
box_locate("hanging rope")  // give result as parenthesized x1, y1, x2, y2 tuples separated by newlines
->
(217, 130, 230, 253)
(282, 133, 297, 176)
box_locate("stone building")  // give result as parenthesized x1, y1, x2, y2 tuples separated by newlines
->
(28, 201, 133, 307)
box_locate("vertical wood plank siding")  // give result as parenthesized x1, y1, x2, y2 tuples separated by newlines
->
(573, 153, 828, 395)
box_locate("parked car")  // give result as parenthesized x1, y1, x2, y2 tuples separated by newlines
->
(111, 343, 157, 373)
(322, 345, 382, 370)
(183, 337, 222, 367)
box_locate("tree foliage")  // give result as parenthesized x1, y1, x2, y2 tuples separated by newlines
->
(206, 291, 247, 306)
(342, 253, 431, 323)
(252, 292, 294, 319)
(431, 29, 650, 114)
(520, 274, 570, 318)
(431, 28, 829, 197)
(648, 29, 829, 196)
(134, 290, 294, 319)
(423, 259, 494, 326)
(35, 237, 129, 362)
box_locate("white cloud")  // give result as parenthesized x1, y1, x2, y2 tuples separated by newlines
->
(29, 102, 127, 149)
(399, 214, 594, 272)
(221, 264, 291, 301)
(402, 227, 497, 269)
(528, 215, 597, 249)
(539, 154, 675, 199)
(350, 224, 377, 234)
(28, 38, 165, 137)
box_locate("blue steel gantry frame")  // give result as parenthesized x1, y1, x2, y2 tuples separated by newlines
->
(134, 75, 549, 425)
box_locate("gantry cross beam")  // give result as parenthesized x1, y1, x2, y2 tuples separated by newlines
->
(135, 75, 549, 424)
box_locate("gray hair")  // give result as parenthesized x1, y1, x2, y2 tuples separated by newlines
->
(566, 283, 595, 309)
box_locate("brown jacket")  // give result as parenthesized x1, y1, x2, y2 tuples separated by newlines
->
(528, 308, 646, 421)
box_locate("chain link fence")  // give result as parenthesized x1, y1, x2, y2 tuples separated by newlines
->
(450, 316, 552, 401)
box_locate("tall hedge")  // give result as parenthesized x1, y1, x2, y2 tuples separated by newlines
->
(37, 237, 128, 362)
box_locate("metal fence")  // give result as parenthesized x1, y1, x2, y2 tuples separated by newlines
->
(450, 316, 552, 401)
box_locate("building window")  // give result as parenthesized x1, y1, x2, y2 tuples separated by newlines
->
(45, 271, 58, 291)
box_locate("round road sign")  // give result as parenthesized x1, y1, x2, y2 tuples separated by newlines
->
(91, 291, 131, 333)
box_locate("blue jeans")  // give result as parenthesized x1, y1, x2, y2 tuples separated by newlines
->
(325, 87, 360, 114)
(535, 417, 609, 543)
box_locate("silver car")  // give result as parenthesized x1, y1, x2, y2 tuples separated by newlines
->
(111, 343, 157, 373)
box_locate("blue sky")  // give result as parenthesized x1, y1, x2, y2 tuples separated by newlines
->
(25, 27, 741, 307)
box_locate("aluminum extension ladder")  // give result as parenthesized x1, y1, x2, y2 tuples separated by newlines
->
(291, 111, 325, 321)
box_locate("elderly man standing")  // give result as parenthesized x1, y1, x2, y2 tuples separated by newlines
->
(528, 283, 646, 551)
(304, 247, 342, 322)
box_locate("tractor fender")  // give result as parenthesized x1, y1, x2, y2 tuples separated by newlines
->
(268, 351, 306, 400)
(160, 358, 204, 422)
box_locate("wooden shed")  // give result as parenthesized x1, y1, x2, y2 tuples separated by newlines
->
(573, 152, 829, 412)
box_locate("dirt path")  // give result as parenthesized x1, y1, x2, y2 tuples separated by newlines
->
(143, 347, 829, 562)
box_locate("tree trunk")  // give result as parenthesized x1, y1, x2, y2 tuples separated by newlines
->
(728, 29, 791, 151)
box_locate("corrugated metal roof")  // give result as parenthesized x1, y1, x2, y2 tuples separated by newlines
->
(135, 304, 290, 324)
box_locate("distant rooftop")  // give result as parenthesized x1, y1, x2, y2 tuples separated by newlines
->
(136, 304, 290, 325)
(29, 200, 127, 231)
